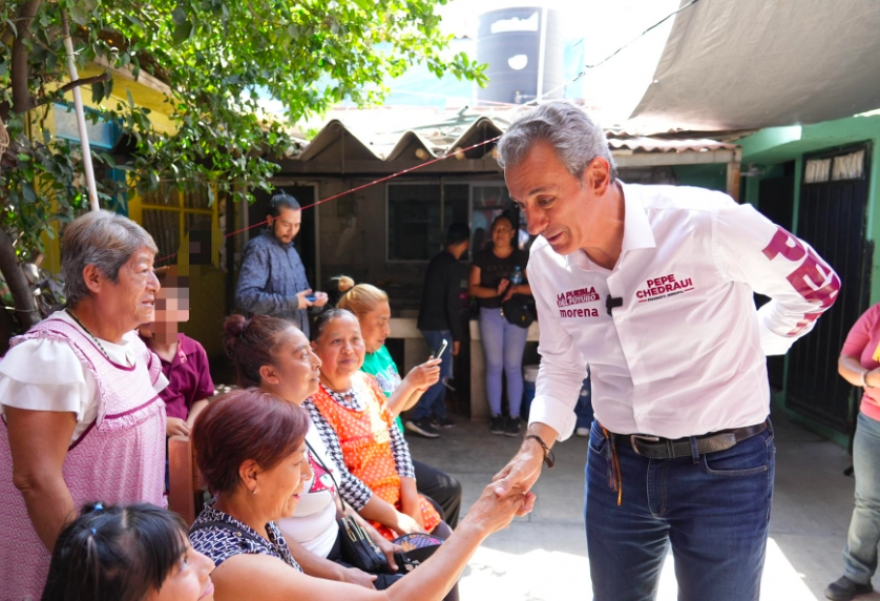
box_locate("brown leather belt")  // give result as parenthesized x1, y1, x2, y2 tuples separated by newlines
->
(607, 420, 769, 460)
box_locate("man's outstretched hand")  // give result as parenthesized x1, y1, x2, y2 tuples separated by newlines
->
(492, 422, 559, 517)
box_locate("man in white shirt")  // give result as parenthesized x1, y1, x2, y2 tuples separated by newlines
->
(492, 102, 839, 601)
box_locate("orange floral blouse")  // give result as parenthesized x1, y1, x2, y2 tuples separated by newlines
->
(309, 372, 441, 540)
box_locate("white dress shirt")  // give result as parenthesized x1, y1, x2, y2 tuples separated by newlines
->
(528, 183, 839, 440)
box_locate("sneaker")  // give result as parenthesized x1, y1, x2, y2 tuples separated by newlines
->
(575, 426, 590, 438)
(489, 415, 505, 435)
(405, 419, 440, 439)
(432, 416, 456, 429)
(825, 576, 873, 601)
(504, 416, 522, 437)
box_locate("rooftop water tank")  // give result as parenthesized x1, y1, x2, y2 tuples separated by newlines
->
(476, 6, 564, 105)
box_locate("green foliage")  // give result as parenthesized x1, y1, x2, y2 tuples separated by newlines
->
(0, 0, 485, 257)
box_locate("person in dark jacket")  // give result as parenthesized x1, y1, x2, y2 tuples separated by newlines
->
(235, 191, 328, 337)
(409, 223, 470, 438)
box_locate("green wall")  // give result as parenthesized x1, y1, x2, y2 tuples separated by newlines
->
(674, 164, 729, 192)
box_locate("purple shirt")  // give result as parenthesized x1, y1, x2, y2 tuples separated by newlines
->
(139, 333, 215, 420)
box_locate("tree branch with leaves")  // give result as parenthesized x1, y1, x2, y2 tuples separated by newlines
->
(0, 0, 485, 339)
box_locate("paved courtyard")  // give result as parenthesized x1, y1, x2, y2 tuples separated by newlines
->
(408, 411, 880, 601)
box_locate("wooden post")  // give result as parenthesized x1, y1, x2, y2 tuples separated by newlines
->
(726, 161, 741, 202)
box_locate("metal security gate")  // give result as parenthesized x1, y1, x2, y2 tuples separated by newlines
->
(786, 144, 872, 432)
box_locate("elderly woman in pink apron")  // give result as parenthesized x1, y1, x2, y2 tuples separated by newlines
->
(0, 210, 168, 601)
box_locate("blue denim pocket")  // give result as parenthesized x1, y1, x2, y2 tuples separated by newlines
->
(699, 430, 773, 477)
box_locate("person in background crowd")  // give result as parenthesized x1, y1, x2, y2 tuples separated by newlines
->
(308, 309, 452, 540)
(826, 302, 880, 601)
(188, 388, 529, 601)
(412, 222, 471, 438)
(493, 100, 838, 601)
(235, 190, 329, 337)
(223, 314, 405, 590)
(469, 214, 531, 437)
(138, 266, 214, 439)
(338, 281, 463, 528)
(0, 211, 169, 599)
(42, 502, 215, 601)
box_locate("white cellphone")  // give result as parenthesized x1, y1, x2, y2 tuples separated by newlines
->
(431, 339, 449, 360)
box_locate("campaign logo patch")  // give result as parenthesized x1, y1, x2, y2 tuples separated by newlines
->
(557, 286, 601, 308)
(636, 274, 694, 303)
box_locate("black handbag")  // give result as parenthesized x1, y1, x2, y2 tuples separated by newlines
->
(337, 514, 388, 573)
(502, 295, 536, 328)
(305, 440, 394, 574)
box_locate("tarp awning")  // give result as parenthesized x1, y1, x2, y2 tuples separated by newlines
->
(628, 0, 880, 130)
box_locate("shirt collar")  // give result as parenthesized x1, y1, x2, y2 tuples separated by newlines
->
(619, 182, 656, 254)
(565, 181, 656, 270)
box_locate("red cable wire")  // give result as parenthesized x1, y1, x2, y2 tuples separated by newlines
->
(157, 135, 502, 263)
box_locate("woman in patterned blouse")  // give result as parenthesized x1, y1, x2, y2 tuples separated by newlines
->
(188, 386, 530, 600)
(307, 309, 450, 542)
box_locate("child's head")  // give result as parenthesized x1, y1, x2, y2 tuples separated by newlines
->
(42, 502, 214, 601)
(140, 266, 190, 337)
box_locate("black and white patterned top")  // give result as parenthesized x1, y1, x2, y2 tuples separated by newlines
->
(188, 503, 302, 572)
(304, 383, 415, 511)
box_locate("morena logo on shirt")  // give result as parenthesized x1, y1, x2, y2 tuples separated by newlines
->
(636, 273, 695, 302)
(557, 286, 601, 308)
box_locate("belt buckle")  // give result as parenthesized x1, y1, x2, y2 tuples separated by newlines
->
(630, 434, 660, 455)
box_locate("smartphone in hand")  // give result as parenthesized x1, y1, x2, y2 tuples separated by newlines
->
(304, 295, 317, 302)
(431, 339, 448, 360)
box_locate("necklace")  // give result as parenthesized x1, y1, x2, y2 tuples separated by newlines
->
(65, 308, 111, 360)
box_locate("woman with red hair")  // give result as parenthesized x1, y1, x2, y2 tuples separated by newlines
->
(187, 387, 529, 600)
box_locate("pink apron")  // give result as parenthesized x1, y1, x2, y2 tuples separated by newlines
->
(0, 319, 166, 601)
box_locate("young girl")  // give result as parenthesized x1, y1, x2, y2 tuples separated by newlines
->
(42, 502, 214, 601)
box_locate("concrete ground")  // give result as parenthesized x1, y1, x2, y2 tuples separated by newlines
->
(407, 410, 880, 601)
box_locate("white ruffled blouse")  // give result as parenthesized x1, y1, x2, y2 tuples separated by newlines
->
(0, 311, 168, 444)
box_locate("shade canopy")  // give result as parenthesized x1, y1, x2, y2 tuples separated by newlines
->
(628, 0, 880, 130)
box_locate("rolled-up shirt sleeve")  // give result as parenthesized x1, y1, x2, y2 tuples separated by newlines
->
(713, 199, 840, 355)
(527, 254, 588, 441)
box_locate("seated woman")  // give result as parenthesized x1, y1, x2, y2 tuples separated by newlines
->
(308, 309, 449, 540)
(337, 280, 463, 528)
(42, 502, 215, 601)
(188, 387, 528, 600)
(223, 314, 405, 590)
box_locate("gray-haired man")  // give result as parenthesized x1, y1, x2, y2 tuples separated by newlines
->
(492, 101, 838, 601)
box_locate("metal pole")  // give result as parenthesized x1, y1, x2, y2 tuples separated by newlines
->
(61, 10, 100, 212)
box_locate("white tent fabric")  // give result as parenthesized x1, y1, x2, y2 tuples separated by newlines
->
(628, 0, 880, 130)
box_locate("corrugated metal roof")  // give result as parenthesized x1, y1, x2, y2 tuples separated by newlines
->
(290, 107, 738, 162)
(608, 136, 738, 153)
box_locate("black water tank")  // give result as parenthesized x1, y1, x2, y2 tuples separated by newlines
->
(476, 7, 564, 105)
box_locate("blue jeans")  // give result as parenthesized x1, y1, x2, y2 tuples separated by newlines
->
(411, 330, 452, 420)
(843, 412, 880, 584)
(479, 307, 528, 417)
(586, 419, 775, 601)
